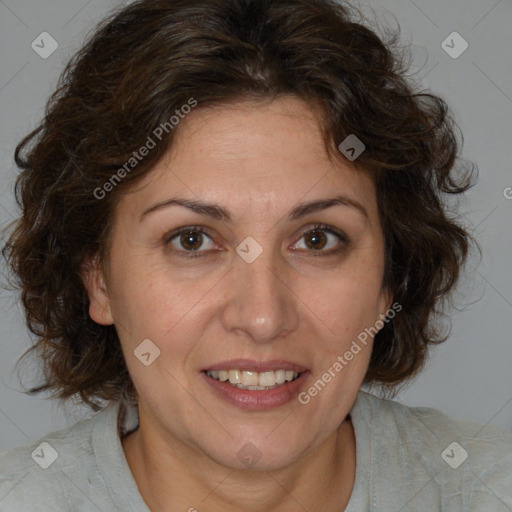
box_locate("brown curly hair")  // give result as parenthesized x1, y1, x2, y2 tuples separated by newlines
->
(2, 0, 477, 411)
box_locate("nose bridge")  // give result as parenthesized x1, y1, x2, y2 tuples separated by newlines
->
(220, 241, 299, 342)
(242, 249, 281, 302)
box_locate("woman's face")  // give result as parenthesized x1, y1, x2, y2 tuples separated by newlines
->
(86, 96, 392, 470)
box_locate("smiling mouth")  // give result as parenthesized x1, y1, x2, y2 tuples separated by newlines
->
(203, 369, 302, 390)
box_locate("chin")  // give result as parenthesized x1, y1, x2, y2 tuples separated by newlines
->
(195, 428, 318, 472)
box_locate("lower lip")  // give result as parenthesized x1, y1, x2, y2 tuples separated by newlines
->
(201, 371, 310, 411)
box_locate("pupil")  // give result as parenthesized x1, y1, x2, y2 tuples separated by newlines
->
(181, 232, 202, 250)
(306, 230, 326, 250)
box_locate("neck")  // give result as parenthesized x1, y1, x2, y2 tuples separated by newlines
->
(122, 413, 356, 512)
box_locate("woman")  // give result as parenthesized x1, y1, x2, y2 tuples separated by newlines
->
(1, 0, 510, 510)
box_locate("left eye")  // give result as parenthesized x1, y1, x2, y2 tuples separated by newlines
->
(293, 226, 346, 253)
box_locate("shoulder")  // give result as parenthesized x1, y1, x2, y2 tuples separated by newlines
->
(0, 403, 119, 511)
(356, 390, 512, 456)
(353, 391, 512, 508)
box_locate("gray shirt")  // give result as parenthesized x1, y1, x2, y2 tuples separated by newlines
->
(1, 390, 511, 511)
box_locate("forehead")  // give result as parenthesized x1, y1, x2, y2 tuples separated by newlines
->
(118, 96, 378, 223)
(166, 96, 335, 178)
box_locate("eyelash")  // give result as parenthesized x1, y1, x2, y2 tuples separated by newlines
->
(164, 223, 349, 259)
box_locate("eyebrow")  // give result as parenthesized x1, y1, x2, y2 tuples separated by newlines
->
(139, 194, 369, 223)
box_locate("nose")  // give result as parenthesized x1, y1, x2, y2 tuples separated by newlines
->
(220, 246, 300, 344)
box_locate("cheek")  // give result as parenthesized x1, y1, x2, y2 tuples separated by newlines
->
(305, 261, 385, 344)
(107, 255, 218, 362)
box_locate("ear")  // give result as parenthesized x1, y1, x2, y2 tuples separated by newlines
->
(81, 255, 114, 325)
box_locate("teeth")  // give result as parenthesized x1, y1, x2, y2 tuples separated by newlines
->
(206, 369, 300, 389)
(241, 371, 259, 386)
(228, 369, 242, 384)
(275, 369, 286, 384)
(259, 371, 276, 387)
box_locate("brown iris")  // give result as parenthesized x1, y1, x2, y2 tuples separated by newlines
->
(304, 230, 327, 250)
(180, 231, 203, 250)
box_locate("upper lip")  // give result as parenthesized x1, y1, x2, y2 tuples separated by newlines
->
(203, 359, 309, 373)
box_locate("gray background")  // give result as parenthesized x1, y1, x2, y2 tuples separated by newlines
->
(1, 0, 511, 453)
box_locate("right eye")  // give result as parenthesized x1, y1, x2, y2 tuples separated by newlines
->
(165, 226, 217, 257)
